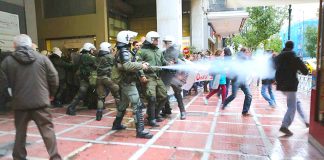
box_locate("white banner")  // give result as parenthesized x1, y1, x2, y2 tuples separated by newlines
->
(0, 11, 20, 51)
(181, 60, 213, 90)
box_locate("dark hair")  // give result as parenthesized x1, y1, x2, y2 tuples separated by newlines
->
(240, 47, 247, 53)
(224, 47, 232, 56)
(285, 41, 294, 50)
(132, 41, 139, 46)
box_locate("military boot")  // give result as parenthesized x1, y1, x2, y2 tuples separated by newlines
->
(66, 105, 76, 116)
(112, 111, 127, 130)
(147, 97, 159, 127)
(135, 105, 153, 139)
(96, 109, 103, 121)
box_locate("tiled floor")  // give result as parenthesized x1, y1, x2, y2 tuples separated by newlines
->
(0, 86, 323, 160)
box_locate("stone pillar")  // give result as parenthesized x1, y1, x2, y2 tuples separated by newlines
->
(24, 0, 38, 44)
(95, 0, 108, 47)
(156, 0, 182, 48)
(191, 0, 208, 51)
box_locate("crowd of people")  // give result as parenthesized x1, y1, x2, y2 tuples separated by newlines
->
(0, 30, 311, 159)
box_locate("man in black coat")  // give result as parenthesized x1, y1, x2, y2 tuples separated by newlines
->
(275, 41, 309, 136)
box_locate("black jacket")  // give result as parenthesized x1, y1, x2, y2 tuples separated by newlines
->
(274, 49, 308, 91)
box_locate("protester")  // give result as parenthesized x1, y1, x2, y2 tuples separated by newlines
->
(1, 34, 62, 160)
(275, 41, 309, 135)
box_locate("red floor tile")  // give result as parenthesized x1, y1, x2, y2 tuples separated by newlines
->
(154, 132, 208, 149)
(59, 126, 110, 140)
(215, 123, 260, 136)
(209, 153, 241, 160)
(72, 144, 139, 160)
(0, 120, 15, 132)
(217, 115, 255, 124)
(140, 148, 202, 160)
(54, 115, 94, 124)
(26, 139, 86, 159)
(27, 124, 73, 135)
(102, 130, 153, 144)
(269, 139, 324, 160)
(168, 121, 212, 133)
(187, 105, 217, 112)
(85, 117, 115, 127)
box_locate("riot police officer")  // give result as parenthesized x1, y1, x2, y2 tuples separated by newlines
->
(96, 42, 121, 121)
(111, 30, 153, 139)
(66, 43, 97, 115)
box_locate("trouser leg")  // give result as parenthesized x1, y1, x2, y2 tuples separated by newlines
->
(12, 110, 30, 160)
(32, 108, 62, 160)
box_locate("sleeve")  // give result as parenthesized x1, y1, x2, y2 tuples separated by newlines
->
(122, 61, 143, 72)
(44, 57, 59, 97)
(296, 57, 309, 75)
(135, 50, 145, 76)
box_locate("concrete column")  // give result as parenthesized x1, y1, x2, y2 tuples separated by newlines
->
(24, 0, 38, 44)
(95, 0, 108, 47)
(156, 0, 182, 48)
(191, 0, 208, 51)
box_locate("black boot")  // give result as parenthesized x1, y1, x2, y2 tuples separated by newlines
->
(147, 97, 159, 127)
(66, 105, 76, 116)
(112, 111, 126, 130)
(136, 104, 153, 139)
(96, 109, 103, 121)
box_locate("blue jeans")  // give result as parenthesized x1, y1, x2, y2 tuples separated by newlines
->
(223, 81, 252, 114)
(282, 92, 308, 128)
(261, 84, 276, 106)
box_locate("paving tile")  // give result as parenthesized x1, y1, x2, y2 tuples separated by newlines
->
(209, 153, 241, 160)
(54, 115, 94, 124)
(154, 132, 208, 149)
(140, 148, 202, 160)
(26, 139, 86, 159)
(215, 123, 260, 136)
(168, 121, 212, 133)
(85, 116, 115, 127)
(187, 105, 216, 112)
(269, 139, 324, 160)
(72, 144, 139, 160)
(27, 124, 73, 135)
(102, 130, 153, 144)
(59, 126, 110, 140)
(179, 113, 214, 121)
(212, 135, 266, 156)
(217, 115, 255, 124)
(0, 120, 15, 132)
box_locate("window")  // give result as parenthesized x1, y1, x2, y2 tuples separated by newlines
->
(43, 0, 96, 18)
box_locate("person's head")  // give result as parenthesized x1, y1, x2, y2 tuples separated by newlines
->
(82, 43, 96, 54)
(224, 47, 232, 57)
(52, 47, 62, 57)
(214, 49, 224, 57)
(162, 35, 175, 49)
(132, 41, 140, 50)
(13, 34, 32, 49)
(285, 40, 294, 50)
(146, 31, 160, 46)
(116, 30, 138, 47)
(99, 42, 112, 53)
(240, 47, 251, 56)
(40, 50, 50, 56)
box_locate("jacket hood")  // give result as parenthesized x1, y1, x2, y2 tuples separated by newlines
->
(12, 46, 36, 65)
(142, 40, 159, 50)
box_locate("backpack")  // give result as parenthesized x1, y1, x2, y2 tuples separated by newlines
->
(111, 51, 123, 84)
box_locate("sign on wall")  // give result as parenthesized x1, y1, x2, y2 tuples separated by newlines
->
(0, 11, 20, 51)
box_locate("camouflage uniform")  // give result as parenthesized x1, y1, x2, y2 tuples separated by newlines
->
(138, 41, 168, 126)
(95, 50, 120, 121)
(66, 50, 97, 115)
(111, 43, 153, 139)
